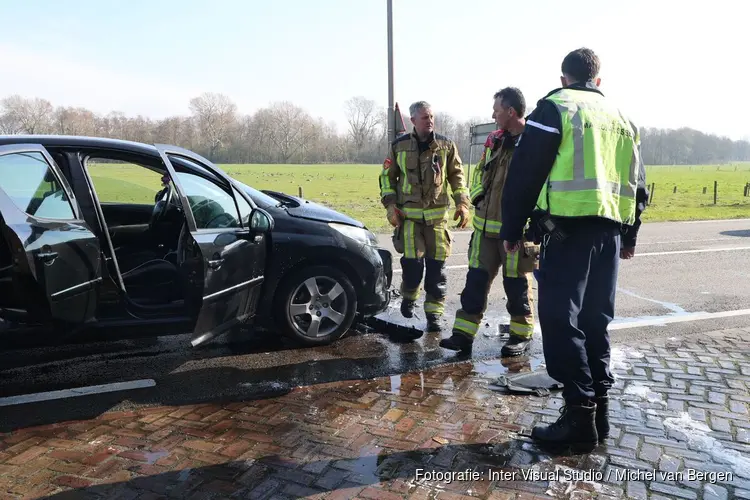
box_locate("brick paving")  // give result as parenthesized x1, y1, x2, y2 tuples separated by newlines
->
(0, 329, 749, 499)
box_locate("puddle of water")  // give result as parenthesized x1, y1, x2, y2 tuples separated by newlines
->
(664, 412, 750, 479)
(177, 468, 192, 482)
(389, 375, 401, 395)
(239, 381, 287, 391)
(142, 451, 169, 465)
(471, 354, 545, 380)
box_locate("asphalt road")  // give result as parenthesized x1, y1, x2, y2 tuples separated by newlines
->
(1, 218, 749, 432)
(377, 217, 750, 341)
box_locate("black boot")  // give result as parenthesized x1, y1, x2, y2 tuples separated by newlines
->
(426, 313, 442, 332)
(531, 402, 598, 453)
(401, 299, 416, 318)
(501, 334, 532, 357)
(439, 332, 473, 353)
(593, 395, 610, 441)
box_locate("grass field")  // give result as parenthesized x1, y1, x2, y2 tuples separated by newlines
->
(87, 163, 750, 234)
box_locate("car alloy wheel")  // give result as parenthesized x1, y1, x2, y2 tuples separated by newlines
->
(288, 276, 348, 339)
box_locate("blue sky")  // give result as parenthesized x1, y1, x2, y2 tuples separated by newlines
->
(1, 0, 747, 139)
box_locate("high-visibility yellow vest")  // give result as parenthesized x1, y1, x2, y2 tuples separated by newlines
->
(536, 88, 639, 225)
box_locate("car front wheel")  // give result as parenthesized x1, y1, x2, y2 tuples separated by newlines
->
(275, 265, 358, 346)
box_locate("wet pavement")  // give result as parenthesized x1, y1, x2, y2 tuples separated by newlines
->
(0, 320, 540, 433)
(1, 328, 748, 499)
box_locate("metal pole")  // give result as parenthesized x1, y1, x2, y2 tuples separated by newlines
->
(387, 0, 394, 141)
(467, 125, 473, 184)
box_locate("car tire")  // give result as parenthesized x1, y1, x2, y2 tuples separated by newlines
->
(274, 265, 358, 346)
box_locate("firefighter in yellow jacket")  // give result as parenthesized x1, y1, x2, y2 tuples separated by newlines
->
(379, 101, 471, 333)
(440, 87, 540, 355)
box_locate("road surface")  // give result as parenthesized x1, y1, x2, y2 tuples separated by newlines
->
(1, 218, 749, 431)
(376, 217, 750, 341)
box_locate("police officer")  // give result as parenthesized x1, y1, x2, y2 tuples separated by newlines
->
(380, 101, 470, 333)
(439, 87, 539, 356)
(499, 48, 649, 452)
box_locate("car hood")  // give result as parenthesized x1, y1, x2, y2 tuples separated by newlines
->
(261, 190, 364, 228)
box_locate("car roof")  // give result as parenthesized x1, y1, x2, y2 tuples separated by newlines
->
(0, 135, 163, 157)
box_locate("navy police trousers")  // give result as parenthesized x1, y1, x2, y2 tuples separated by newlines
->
(535, 221, 620, 404)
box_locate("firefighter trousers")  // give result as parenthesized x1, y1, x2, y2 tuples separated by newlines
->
(393, 218, 452, 316)
(452, 230, 537, 340)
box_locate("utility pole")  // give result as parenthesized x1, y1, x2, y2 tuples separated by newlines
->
(387, 0, 394, 141)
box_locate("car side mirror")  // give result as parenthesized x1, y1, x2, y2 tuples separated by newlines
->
(249, 208, 273, 233)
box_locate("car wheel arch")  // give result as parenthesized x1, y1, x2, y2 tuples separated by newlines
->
(272, 255, 365, 308)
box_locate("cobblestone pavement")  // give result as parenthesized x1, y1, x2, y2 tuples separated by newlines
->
(0, 329, 748, 499)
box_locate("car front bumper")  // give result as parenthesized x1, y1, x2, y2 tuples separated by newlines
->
(357, 247, 393, 316)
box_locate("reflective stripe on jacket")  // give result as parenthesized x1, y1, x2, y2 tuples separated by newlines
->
(470, 129, 516, 237)
(536, 88, 639, 224)
(380, 130, 469, 224)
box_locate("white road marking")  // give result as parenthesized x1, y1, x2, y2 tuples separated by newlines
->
(636, 237, 736, 245)
(393, 264, 468, 274)
(637, 246, 750, 256)
(609, 308, 750, 330)
(0, 379, 156, 407)
(392, 246, 750, 274)
(680, 218, 750, 223)
(446, 238, 738, 254)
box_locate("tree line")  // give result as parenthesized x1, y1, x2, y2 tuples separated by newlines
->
(2, 93, 749, 166)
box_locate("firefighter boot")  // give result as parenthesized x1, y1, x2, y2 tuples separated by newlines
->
(531, 402, 598, 453)
(593, 395, 610, 441)
(501, 334, 532, 357)
(400, 299, 416, 318)
(426, 313, 442, 332)
(439, 332, 473, 354)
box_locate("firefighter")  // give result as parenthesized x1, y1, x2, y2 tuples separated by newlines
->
(379, 101, 471, 333)
(500, 48, 649, 451)
(439, 87, 539, 356)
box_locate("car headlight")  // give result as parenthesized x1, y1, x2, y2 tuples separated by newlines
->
(328, 223, 378, 246)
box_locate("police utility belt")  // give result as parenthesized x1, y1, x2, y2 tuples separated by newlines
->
(530, 210, 568, 244)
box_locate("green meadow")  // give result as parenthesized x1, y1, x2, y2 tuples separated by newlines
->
(86, 163, 750, 234)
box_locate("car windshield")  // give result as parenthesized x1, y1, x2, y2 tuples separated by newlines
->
(232, 180, 282, 208)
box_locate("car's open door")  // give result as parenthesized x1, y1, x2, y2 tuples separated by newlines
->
(154, 145, 271, 347)
(0, 144, 102, 325)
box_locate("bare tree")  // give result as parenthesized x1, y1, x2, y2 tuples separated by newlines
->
(434, 111, 458, 139)
(344, 96, 382, 161)
(1, 95, 53, 134)
(267, 101, 318, 163)
(0, 113, 22, 134)
(0, 92, 749, 166)
(53, 107, 97, 136)
(189, 92, 238, 160)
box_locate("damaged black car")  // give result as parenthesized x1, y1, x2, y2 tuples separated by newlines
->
(0, 136, 391, 348)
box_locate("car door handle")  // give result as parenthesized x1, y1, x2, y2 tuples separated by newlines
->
(37, 251, 58, 263)
(208, 259, 224, 269)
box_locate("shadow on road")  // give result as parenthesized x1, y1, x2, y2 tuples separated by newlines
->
(40, 439, 598, 499)
(720, 229, 750, 238)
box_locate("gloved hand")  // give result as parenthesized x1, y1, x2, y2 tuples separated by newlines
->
(453, 204, 470, 229)
(387, 204, 404, 227)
